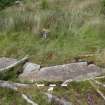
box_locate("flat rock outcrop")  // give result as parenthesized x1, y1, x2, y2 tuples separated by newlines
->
(0, 56, 28, 73)
(20, 62, 104, 81)
(0, 57, 17, 70)
(0, 57, 103, 82)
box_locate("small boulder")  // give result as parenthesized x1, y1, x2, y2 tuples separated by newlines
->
(22, 62, 40, 74)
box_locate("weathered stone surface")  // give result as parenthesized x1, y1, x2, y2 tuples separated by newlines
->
(22, 62, 40, 74)
(0, 56, 28, 73)
(0, 57, 17, 70)
(0, 80, 29, 90)
(20, 62, 103, 81)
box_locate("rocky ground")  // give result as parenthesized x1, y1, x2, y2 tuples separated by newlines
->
(0, 57, 105, 105)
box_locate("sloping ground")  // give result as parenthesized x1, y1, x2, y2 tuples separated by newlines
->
(0, 0, 105, 105)
(0, 88, 29, 105)
(0, 57, 104, 105)
(0, 0, 104, 66)
(52, 81, 105, 105)
(0, 80, 105, 105)
(20, 62, 104, 81)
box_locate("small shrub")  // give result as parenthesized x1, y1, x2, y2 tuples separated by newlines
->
(101, 0, 105, 14)
(0, 0, 17, 9)
(41, 0, 49, 10)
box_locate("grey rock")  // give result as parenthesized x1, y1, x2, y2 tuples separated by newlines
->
(0, 57, 17, 69)
(20, 62, 103, 81)
(0, 80, 29, 91)
(22, 62, 40, 74)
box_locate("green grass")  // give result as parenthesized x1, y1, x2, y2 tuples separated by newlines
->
(20, 87, 51, 105)
(96, 77, 105, 84)
(0, 88, 28, 105)
(0, 0, 104, 66)
(53, 81, 105, 105)
(0, 87, 52, 105)
(1, 80, 104, 105)
(0, 1, 105, 105)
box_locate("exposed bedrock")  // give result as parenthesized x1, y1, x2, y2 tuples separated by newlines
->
(19, 62, 104, 82)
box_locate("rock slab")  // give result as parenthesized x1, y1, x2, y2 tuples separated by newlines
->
(20, 62, 103, 81)
(0, 57, 17, 70)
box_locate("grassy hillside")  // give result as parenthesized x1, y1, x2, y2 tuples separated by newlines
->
(0, 0, 105, 66)
(0, 1, 105, 105)
(1, 80, 105, 105)
(0, 88, 28, 105)
(0, 87, 51, 105)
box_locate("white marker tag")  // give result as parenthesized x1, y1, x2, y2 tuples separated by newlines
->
(36, 84, 45, 87)
(61, 84, 68, 87)
(48, 87, 54, 92)
(49, 84, 56, 87)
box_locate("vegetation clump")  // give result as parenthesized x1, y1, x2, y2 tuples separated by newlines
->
(0, 0, 105, 66)
(0, 0, 18, 9)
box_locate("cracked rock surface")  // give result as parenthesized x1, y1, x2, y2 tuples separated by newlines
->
(20, 62, 104, 81)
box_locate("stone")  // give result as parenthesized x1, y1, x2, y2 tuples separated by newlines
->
(0, 56, 28, 73)
(20, 62, 104, 82)
(22, 62, 40, 74)
(0, 57, 17, 70)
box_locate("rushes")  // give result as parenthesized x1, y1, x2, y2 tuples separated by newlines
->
(0, 0, 104, 65)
